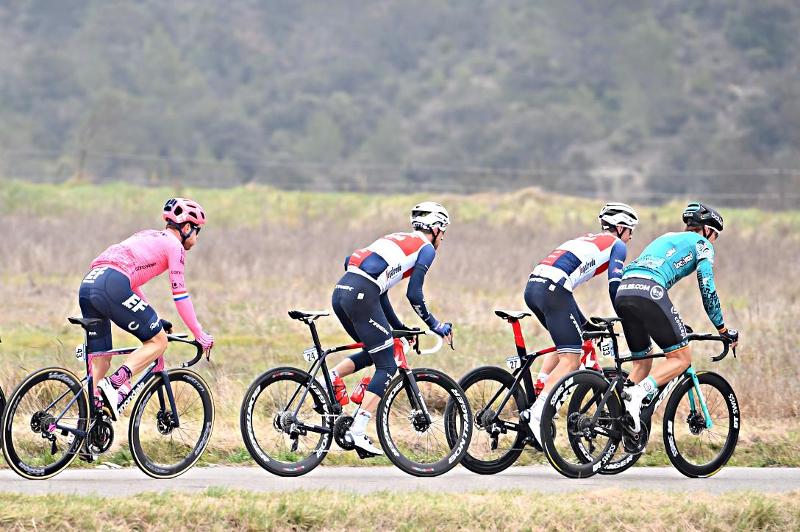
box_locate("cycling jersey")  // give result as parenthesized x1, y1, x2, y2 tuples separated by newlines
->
(89, 230, 203, 337)
(532, 233, 627, 301)
(346, 231, 439, 328)
(622, 231, 724, 329)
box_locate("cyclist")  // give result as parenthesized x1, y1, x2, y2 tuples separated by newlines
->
(79, 198, 214, 421)
(616, 202, 738, 433)
(524, 203, 639, 445)
(328, 202, 453, 455)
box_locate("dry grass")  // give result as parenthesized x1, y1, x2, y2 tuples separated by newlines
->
(1, 488, 799, 531)
(0, 181, 798, 467)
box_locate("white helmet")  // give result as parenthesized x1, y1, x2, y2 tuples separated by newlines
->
(599, 202, 639, 230)
(411, 201, 450, 232)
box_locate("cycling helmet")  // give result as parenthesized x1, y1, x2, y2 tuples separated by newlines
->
(411, 201, 450, 231)
(163, 198, 206, 226)
(599, 202, 639, 230)
(682, 201, 723, 232)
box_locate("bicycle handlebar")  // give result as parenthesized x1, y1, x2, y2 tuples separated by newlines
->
(167, 335, 206, 368)
(685, 332, 734, 362)
(392, 328, 445, 356)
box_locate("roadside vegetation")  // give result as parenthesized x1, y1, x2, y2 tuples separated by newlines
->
(1, 181, 798, 468)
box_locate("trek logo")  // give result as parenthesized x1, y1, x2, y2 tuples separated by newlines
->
(386, 265, 402, 278)
(579, 258, 596, 275)
(672, 252, 693, 269)
(335, 284, 354, 291)
(122, 294, 148, 313)
(82, 266, 108, 284)
(369, 318, 389, 335)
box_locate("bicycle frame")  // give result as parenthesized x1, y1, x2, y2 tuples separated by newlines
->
(579, 319, 731, 436)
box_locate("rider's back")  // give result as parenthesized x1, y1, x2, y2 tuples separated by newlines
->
(91, 230, 184, 289)
(623, 231, 714, 289)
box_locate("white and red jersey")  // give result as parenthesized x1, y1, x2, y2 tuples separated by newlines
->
(347, 231, 433, 293)
(532, 233, 627, 292)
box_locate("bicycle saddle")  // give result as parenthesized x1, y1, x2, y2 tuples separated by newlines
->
(494, 309, 532, 320)
(67, 317, 104, 328)
(288, 309, 329, 322)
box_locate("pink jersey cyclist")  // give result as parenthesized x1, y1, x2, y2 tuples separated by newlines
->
(80, 198, 212, 422)
(90, 229, 202, 338)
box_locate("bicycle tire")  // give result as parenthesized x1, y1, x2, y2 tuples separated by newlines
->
(377, 368, 472, 477)
(0, 386, 6, 451)
(240, 366, 333, 477)
(2, 367, 88, 479)
(540, 369, 624, 479)
(446, 365, 527, 475)
(662, 371, 739, 478)
(128, 368, 215, 479)
(568, 367, 642, 475)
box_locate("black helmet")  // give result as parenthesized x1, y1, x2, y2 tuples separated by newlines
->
(682, 202, 723, 232)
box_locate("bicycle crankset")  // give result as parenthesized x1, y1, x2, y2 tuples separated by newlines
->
(333, 415, 356, 450)
(88, 417, 114, 454)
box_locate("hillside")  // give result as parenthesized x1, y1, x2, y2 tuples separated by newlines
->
(1, 2, 799, 202)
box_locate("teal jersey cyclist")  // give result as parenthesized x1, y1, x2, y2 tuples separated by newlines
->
(615, 202, 739, 433)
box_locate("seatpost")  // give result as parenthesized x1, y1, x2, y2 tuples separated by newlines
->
(308, 320, 323, 354)
(509, 318, 527, 357)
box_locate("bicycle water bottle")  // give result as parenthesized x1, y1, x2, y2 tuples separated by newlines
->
(350, 376, 372, 405)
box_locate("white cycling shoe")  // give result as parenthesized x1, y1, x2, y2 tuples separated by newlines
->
(624, 385, 647, 433)
(525, 401, 545, 446)
(348, 431, 384, 456)
(97, 379, 123, 421)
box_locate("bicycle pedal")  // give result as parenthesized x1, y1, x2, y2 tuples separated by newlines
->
(355, 447, 379, 460)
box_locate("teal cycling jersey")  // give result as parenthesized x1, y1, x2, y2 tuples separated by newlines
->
(622, 231, 724, 329)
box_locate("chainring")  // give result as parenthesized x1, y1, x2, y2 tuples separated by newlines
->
(333, 415, 356, 450)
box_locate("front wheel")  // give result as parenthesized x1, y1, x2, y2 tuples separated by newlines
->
(128, 369, 215, 479)
(2, 367, 88, 479)
(663, 371, 739, 478)
(240, 367, 333, 477)
(377, 368, 472, 477)
(540, 370, 624, 479)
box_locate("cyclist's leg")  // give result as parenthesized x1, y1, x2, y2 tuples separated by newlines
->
(615, 292, 654, 383)
(647, 302, 691, 386)
(330, 280, 367, 378)
(524, 277, 557, 383)
(536, 285, 584, 397)
(102, 270, 166, 375)
(78, 277, 113, 400)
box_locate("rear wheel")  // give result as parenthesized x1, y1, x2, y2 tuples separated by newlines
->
(128, 369, 215, 479)
(568, 367, 642, 475)
(447, 366, 527, 474)
(663, 371, 739, 478)
(540, 370, 623, 478)
(2, 368, 88, 479)
(240, 367, 333, 477)
(377, 368, 472, 477)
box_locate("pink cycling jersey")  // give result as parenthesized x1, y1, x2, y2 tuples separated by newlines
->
(90, 230, 203, 337)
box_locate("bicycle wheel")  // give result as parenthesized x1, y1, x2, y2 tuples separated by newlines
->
(377, 368, 472, 477)
(128, 369, 214, 479)
(240, 367, 333, 477)
(446, 365, 527, 474)
(663, 371, 739, 478)
(0, 386, 6, 451)
(2, 367, 88, 479)
(568, 367, 642, 475)
(540, 370, 624, 479)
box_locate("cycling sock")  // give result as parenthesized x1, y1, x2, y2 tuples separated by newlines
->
(109, 365, 132, 389)
(351, 410, 372, 435)
(330, 369, 340, 379)
(536, 372, 549, 384)
(638, 376, 658, 400)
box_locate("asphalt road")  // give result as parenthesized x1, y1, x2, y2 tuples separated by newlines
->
(0, 466, 797, 496)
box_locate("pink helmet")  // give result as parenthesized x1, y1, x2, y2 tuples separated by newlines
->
(162, 198, 206, 226)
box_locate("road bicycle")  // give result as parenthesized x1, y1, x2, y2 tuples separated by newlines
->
(442, 309, 627, 475)
(540, 316, 739, 478)
(240, 309, 472, 477)
(2, 317, 214, 480)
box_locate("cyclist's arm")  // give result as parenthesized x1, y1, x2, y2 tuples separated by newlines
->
(695, 241, 725, 331)
(406, 244, 439, 328)
(167, 246, 204, 338)
(380, 292, 406, 330)
(607, 239, 627, 303)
